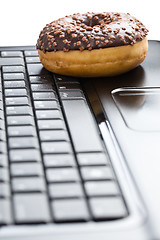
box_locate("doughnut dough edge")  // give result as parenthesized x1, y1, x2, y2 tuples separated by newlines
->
(38, 37, 148, 77)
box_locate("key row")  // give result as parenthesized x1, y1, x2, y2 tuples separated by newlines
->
(8, 151, 109, 166)
(4, 90, 59, 98)
(0, 177, 119, 198)
(0, 165, 115, 182)
(0, 192, 126, 224)
(0, 50, 38, 58)
(1, 57, 127, 224)
(0, 50, 38, 67)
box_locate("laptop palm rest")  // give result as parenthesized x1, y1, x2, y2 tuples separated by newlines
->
(83, 41, 160, 239)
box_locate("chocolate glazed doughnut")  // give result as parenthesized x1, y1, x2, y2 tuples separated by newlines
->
(37, 12, 148, 77)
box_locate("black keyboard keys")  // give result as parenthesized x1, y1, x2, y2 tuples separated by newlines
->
(84, 181, 120, 197)
(46, 168, 79, 183)
(51, 199, 89, 222)
(0, 49, 128, 226)
(0, 58, 24, 66)
(7, 116, 34, 126)
(27, 63, 49, 76)
(81, 166, 114, 181)
(3, 73, 25, 80)
(2, 66, 25, 73)
(10, 162, 43, 177)
(8, 137, 39, 149)
(0, 183, 10, 198)
(13, 193, 51, 223)
(5, 97, 29, 106)
(62, 100, 103, 152)
(44, 154, 75, 168)
(6, 106, 32, 115)
(49, 182, 83, 199)
(8, 126, 36, 137)
(1, 51, 23, 57)
(9, 149, 41, 163)
(89, 197, 127, 220)
(12, 177, 46, 193)
(0, 199, 12, 224)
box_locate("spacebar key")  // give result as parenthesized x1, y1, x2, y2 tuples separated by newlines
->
(62, 100, 103, 152)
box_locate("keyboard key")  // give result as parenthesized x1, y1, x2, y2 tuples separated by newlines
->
(2, 66, 25, 73)
(5, 89, 27, 97)
(54, 75, 79, 83)
(0, 154, 8, 167)
(0, 183, 10, 197)
(84, 181, 120, 197)
(62, 100, 103, 152)
(0, 120, 5, 129)
(60, 90, 85, 99)
(44, 154, 75, 167)
(5, 97, 29, 106)
(9, 149, 41, 162)
(0, 141, 7, 154)
(0, 94, 2, 103)
(13, 193, 51, 223)
(0, 130, 5, 141)
(0, 168, 9, 182)
(49, 183, 83, 199)
(34, 100, 59, 110)
(27, 63, 49, 76)
(1, 51, 23, 57)
(89, 197, 127, 219)
(8, 126, 36, 137)
(0, 114, 3, 122)
(31, 84, 54, 92)
(26, 57, 40, 63)
(77, 153, 109, 166)
(12, 177, 46, 193)
(0, 102, 3, 113)
(46, 168, 79, 183)
(0, 101, 3, 110)
(80, 166, 114, 181)
(57, 83, 82, 90)
(7, 115, 34, 126)
(0, 199, 12, 224)
(51, 199, 89, 222)
(4, 81, 25, 88)
(24, 50, 38, 56)
(8, 137, 38, 149)
(29, 75, 53, 84)
(3, 73, 24, 80)
(10, 163, 43, 177)
(36, 110, 62, 119)
(41, 142, 72, 154)
(33, 92, 56, 100)
(38, 119, 65, 130)
(6, 106, 32, 115)
(0, 57, 24, 66)
(39, 130, 69, 141)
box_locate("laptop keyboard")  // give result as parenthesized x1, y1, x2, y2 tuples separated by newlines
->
(0, 47, 128, 225)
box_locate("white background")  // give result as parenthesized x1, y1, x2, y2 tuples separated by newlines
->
(0, 0, 159, 46)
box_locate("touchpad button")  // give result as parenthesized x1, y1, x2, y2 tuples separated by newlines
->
(112, 88, 160, 131)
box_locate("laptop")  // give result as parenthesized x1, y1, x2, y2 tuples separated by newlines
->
(0, 40, 160, 240)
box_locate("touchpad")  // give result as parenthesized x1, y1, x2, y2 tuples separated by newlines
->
(112, 87, 160, 131)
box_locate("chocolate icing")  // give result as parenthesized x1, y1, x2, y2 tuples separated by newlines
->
(36, 12, 148, 52)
